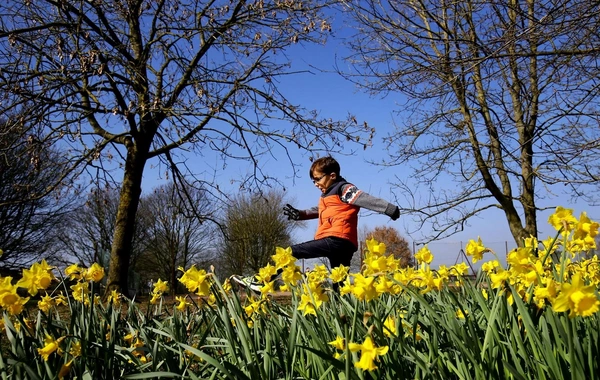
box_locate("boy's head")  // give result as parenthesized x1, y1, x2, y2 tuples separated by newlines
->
(310, 157, 340, 193)
(310, 156, 340, 179)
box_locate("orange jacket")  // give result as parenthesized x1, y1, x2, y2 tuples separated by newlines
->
(314, 186, 359, 248)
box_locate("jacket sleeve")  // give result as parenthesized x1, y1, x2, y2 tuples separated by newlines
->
(299, 206, 319, 220)
(340, 184, 399, 219)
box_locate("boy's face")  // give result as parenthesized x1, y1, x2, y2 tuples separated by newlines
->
(311, 170, 337, 193)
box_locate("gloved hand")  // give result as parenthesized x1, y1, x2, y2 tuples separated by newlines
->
(283, 203, 300, 220)
(390, 206, 400, 221)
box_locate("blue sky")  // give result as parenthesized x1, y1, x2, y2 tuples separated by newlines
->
(141, 29, 600, 270)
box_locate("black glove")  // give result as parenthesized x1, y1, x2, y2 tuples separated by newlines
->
(390, 206, 400, 221)
(283, 204, 300, 220)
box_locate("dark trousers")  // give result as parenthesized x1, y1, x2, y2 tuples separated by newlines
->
(266, 237, 356, 291)
(291, 236, 357, 269)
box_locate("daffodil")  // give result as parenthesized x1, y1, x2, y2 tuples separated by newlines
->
(175, 296, 190, 311)
(37, 295, 56, 313)
(70, 281, 90, 305)
(452, 262, 469, 276)
(272, 246, 296, 269)
(383, 316, 397, 337)
(149, 292, 162, 305)
(0, 277, 30, 315)
(328, 336, 345, 350)
(281, 265, 302, 284)
(257, 263, 277, 283)
(552, 273, 600, 317)
(64, 264, 84, 281)
(548, 206, 578, 233)
(260, 280, 276, 296)
(85, 263, 105, 282)
(69, 341, 81, 357)
(58, 359, 74, 379)
(573, 212, 599, 241)
(178, 266, 211, 296)
(297, 293, 317, 316)
(153, 278, 169, 294)
(348, 336, 389, 372)
(363, 253, 388, 275)
(456, 309, 468, 319)
(107, 289, 121, 306)
(465, 237, 487, 263)
(365, 238, 386, 255)
(489, 269, 510, 289)
(37, 334, 65, 361)
(351, 274, 378, 302)
(308, 264, 329, 283)
(330, 265, 349, 283)
(17, 260, 56, 296)
(481, 260, 499, 273)
(414, 245, 433, 265)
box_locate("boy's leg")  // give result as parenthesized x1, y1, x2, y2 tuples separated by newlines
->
(230, 274, 262, 292)
(325, 238, 356, 292)
(233, 237, 355, 291)
(325, 238, 356, 269)
(292, 237, 356, 292)
(291, 237, 356, 267)
(291, 237, 351, 260)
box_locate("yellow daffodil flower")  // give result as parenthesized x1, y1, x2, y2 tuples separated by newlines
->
(328, 336, 345, 350)
(58, 359, 74, 379)
(351, 274, 378, 302)
(153, 279, 169, 294)
(178, 266, 211, 296)
(281, 265, 302, 284)
(64, 264, 84, 281)
(552, 273, 600, 317)
(175, 296, 190, 311)
(573, 212, 599, 240)
(365, 238, 386, 256)
(414, 245, 433, 265)
(548, 206, 578, 233)
(85, 263, 105, 282)
(16, 260, 56, 296)
(383, 316, 397, 337)
(257, 263, 277, 282)
(348, 336, 389, 372)
(465, 237, 487, 263)
(297, 293, 317, 316)
(272, 246, 296, 269)
(330, 265, 349, 283)
(37, 334, 65, 361)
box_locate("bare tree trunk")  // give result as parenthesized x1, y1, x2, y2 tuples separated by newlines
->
(106, 139, 147, 297)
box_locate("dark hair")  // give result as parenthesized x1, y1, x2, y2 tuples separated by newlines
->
(310, 156, 340, 179)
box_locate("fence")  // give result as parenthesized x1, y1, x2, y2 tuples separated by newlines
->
(415, 241, 513, 274)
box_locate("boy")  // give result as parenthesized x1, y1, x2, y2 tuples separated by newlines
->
(232, 156, 400, 291)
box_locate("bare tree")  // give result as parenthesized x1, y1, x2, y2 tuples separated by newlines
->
(57, 186, 152, 273)
(219, 190, 295, 277)
(138, 182, 215, 294)
(340, 0, 600, 244)
(0, 1, 373, 294)
(0, 119, 73, 269)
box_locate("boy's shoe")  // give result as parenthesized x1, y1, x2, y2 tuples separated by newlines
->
(231, 275, 262, 293)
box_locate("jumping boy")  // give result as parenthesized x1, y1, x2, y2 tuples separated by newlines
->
(232, 156, 400, 291)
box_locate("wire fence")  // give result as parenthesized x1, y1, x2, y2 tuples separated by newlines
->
(417, 241, 513, 275)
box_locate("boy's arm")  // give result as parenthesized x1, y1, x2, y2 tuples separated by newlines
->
(283, 204, 318, 220)
(340, 184, 400, 220)
(299, 206, 319, 220)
